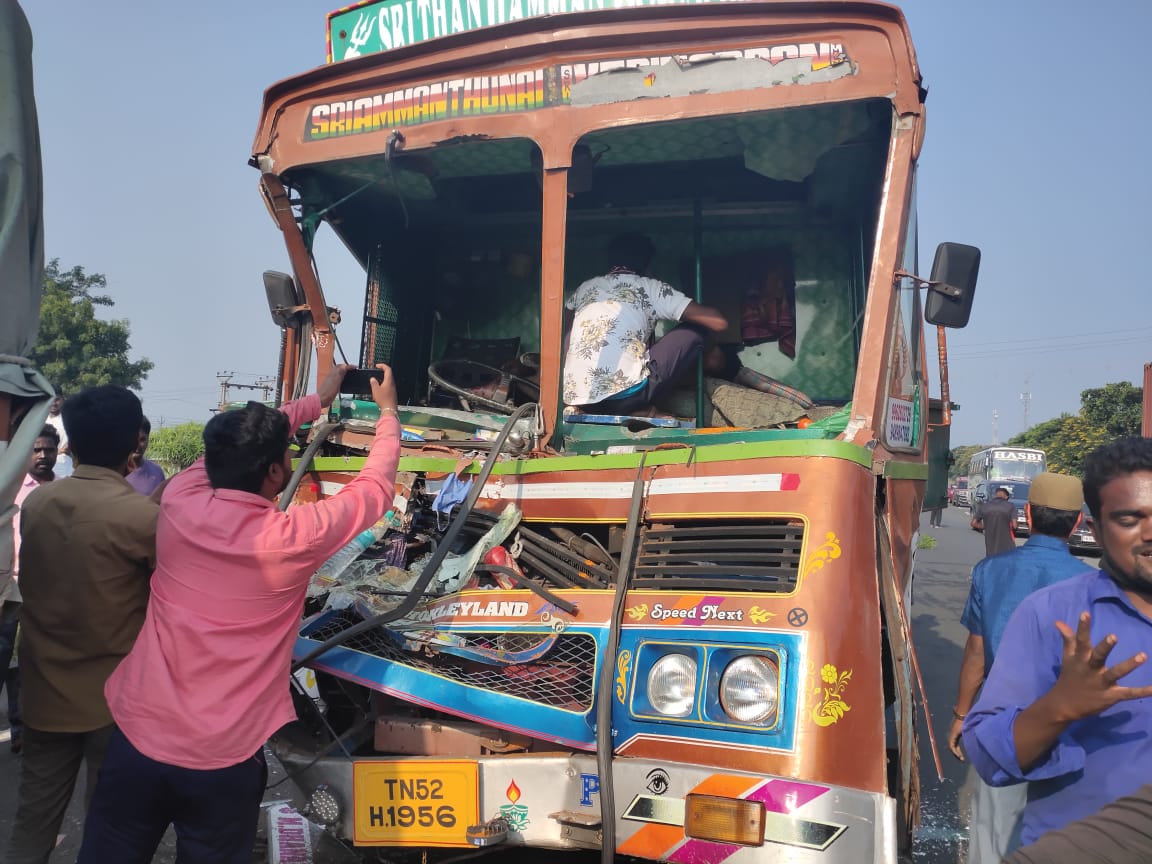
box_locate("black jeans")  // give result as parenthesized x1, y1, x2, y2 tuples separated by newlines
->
(77, 728, 266, 864)
(0, 600, 21, 735)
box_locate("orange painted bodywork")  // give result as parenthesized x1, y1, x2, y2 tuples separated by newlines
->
(260, 0, 936, 833)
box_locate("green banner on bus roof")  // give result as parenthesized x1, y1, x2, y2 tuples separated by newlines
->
(328, 0, 751, 62)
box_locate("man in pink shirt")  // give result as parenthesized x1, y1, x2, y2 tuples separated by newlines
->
(76, 364, 402, 864)
(0, 423, 58, 755)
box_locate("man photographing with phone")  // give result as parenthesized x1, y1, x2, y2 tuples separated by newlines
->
(76, 363, 402, 863)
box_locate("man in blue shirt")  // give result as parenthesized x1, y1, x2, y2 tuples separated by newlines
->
(963, 438, 1152, 847)
(948, 472, 1090, 863)
(125, 417, 165, 495)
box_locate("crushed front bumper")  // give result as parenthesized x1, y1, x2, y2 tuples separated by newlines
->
(270, 734, 895, 862)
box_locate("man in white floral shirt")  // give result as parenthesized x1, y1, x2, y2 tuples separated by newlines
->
(563, 233, 727, 416)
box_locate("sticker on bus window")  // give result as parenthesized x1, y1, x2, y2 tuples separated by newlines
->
(885, 397, 914, 448)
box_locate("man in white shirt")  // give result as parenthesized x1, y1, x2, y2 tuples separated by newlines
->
(44, 394, 73, 478)
(563, 233, 727, 417)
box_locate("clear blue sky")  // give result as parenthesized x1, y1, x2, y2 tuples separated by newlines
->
(23, 1, 1152, 444)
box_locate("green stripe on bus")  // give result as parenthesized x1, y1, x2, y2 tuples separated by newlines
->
(883, 461, 929, 480)
(300, 440, 873, 474)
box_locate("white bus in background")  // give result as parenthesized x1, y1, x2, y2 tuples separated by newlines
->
(967, 447, 1047, 511)
(968, 447, 1047, 485)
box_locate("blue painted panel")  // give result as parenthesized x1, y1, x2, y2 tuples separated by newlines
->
(294, 621, 599, 749)
(614, 628, 805, 753)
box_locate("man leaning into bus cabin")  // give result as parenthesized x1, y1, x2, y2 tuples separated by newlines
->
(562, 232, 728, 418)
(961, 437, 1152, 847)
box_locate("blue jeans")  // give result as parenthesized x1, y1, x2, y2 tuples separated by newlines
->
(0, 601, 21, 736)
(77, 728, 267, 864)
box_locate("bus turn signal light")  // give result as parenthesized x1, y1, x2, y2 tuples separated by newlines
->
(684, 794, 765, 846)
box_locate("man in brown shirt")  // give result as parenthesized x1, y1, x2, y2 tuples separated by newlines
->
(7, 385, 158, 864)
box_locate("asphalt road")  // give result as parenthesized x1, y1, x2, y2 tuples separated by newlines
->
(908, 507, 987, 864)
(0, 507, 1098, 863)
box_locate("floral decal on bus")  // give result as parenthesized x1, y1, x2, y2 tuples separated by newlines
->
(811, 662, 853, 727)
(804, 532, 841, 575)
(615, 650, 632, 704)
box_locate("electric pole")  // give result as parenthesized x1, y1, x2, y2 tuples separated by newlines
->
(1020, 375, 1032, 433)
(255, 376, 277, 403)
(216, 371, 234, 410)
(992, 409, 1000, 445)
(216, 372, 276, 411)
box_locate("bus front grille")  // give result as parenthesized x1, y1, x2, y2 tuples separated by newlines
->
(632, 520, 804, 592)
(304, 610, 596, 711)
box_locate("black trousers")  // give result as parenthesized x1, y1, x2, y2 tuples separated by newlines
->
(0, 600, 21, 735)
(76, 727, 267, 864)
(6, 724, 114, 864)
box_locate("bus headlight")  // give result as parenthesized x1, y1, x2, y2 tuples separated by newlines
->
(647, 654, 697, 717)
(719, 655, 779, 724)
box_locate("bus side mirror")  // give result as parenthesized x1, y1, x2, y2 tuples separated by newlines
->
(263, 270, 303, 329)
(925, 242, 980, 329)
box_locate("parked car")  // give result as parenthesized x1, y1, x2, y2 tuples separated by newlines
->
(968, 481, 989, 518)
(1068, 504, 1100, 555)
(1012, 496, 1030, 537)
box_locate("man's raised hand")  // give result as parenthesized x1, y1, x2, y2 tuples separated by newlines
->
(1046, 612, 1152, 723)
(370, 365, 398, 414)
(317, 364, 354, 408)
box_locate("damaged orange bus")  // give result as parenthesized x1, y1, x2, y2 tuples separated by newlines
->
(250, 1, 978, 861)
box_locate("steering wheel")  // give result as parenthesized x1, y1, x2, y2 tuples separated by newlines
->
(427, 359, 540, 415)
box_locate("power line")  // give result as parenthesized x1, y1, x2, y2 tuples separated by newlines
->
(952, 335, 1151, 360)
(954, 324, 1152, 350)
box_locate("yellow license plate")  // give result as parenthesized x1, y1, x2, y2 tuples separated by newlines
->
(352, 760, 478, 846)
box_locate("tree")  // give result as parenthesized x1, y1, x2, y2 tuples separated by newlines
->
(1041, 415, 1113, 477)
(147, 422, 204, 474)
(29, 260, 153, 392)
(1007, 414, 1073, 454)
(1005, 382, 1144, 478)
(1080, 382, 1143, 438)
(949, 443, 990, 479)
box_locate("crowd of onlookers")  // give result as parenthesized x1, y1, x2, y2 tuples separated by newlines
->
(947, 439, 1152, 863)
(1, 392, 164, 757)
(5, 382, 1152, 863)
(2, 367, 400, 863)
(3, 388, 167, 862)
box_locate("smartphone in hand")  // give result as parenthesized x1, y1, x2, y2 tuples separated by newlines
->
(341, 367, 384, 396)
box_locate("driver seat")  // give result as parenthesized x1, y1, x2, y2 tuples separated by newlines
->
(428, 337, 524, 412)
